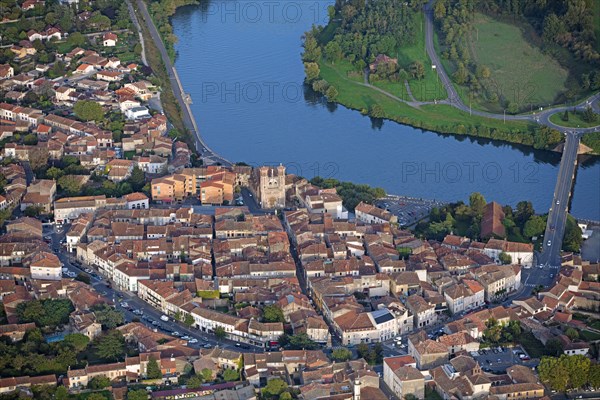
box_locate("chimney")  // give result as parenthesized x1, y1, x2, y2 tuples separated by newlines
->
(353, 378, 361, 400)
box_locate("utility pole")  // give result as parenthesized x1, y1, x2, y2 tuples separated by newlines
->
(504, 109, 506, 124)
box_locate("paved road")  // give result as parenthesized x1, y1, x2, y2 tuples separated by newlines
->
(538, 132, 581, 267)
(47, 225, 261, 353)
(422, 0, 600, 132)
(130, 0, 231, 166)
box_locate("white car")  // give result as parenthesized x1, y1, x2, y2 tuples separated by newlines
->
(181, 336, 190, 340)
(188, 338, 198, 344)
(547, 240, 552, 246)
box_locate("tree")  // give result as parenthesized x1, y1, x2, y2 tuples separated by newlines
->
(95, 330, 126, 361)
(146, 355, 162, 379)
(546, 338, 564, 357)
(55, 386, 69, 400)
(562, 110, 569, 121)
(58, 175, 83, 196)
(262, 305, 285, 323)
(523, 215, 546, 238)
(324, 41, 342, 62)
(184, 313, 194, 327)
(63, 333, 90, 352)
(201, 368, 213, 382)
(92, 304, 125, 330)
(304, 62, 320, 82)
(515, 201, 534, 227)
(24, 206, 43, 217)
(17, 299, 74, 329)
(302, 33, 321, 62)
(127, 166, 146, 192)
(370, 104, 385, 118)
(499, 252, 512, 265)
(262, 378, 288, 398)
(28, 147, 49, 170)
(62, 155, 79, 167)
(469, 192, 486, 216)
(582, 106, 598, 123)
(565, 327, 579, 341)
(325, 85, 339, 102)
(223, 369, 239, 382)
(356, 343, 370, 360)
(563, 215, 583, 252)
(88, 375, 111, 389)
(87, 394, 106, 400)
(75, 273, 91, 284)
(46, 167, 64, 180)
(186, 374, 204, 388)
(588, 364, 600, 389)
(284, 333, 319, 350)
(476, 65, 491, 79)
(23, 133, 38, 145)
(67, 32, 86, 48)
(74, 100, 104, 122)
(452, 62, 468, 84)
(409, 61, 425, 80)
(127, 389, 148, 400)
(214, 326, 226, 340)
(331, 347, 353, 362)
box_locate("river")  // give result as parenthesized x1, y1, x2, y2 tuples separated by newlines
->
(171, 0, 600, 220)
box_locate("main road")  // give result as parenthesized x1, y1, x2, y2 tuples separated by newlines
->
(130, 0, 231, 166)
(538, 131, 582, 267)
(47, 225, 261, 353)
(421, 0, 599, 281)
(422, 0, 600, 129)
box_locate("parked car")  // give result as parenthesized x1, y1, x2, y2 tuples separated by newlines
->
(160, 315, 169, 322)
(181, 336, 190, 340)
(172, 332, 180, 337)
(188, 338, 198, 344)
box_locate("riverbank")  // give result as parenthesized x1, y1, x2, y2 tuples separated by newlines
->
(318, 60, 551, 149)
(309, 1, 600, 155)
(132, 1, 186, 136)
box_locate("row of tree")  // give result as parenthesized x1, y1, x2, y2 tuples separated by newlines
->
(538, 354, 600, 392)
(480, 0, 599, 66)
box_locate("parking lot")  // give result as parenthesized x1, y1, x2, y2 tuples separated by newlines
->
(375, 195, 446, 227)
(471, 346, 535, 372)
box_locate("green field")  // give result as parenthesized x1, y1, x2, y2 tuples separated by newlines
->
(580, 330, 600, 342)
(319, 60, 536, 138)
(373, 13, 447, 102)
(467, 13, 569, 112)
(549, 112, 600, 129)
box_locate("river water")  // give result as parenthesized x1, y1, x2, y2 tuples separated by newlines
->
(171, 0, 600, 220)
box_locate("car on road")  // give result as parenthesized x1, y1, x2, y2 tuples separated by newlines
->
(188, 338, 198, 344)
(547, 240, 552, 246)
(160, 315, 169, 322)
(120, 302, 129, 308)
(556, 200, 560, 205)
(203, 344, 212, 349)
(181, 336, 190, 340)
